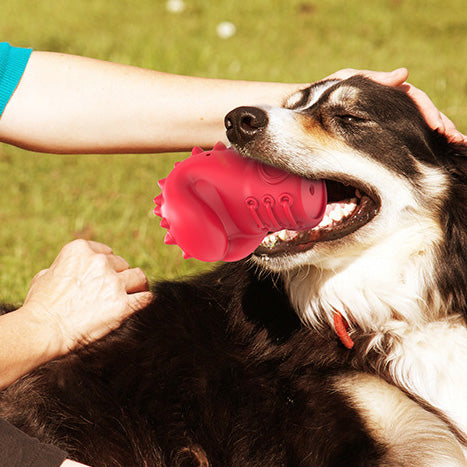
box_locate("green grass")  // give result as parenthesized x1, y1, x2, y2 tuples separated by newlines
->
(1, 0, 466, 304)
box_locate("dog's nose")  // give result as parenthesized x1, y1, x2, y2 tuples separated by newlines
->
(225, 106, 268, 145)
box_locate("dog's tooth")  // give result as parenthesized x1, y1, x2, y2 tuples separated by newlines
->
(278, 230, 289, 241)
(325, 204, 334, 216)
(320, 215, 332, 227)
(289, 230, 299, 240)
(342, 202, 356, 216)
(262, 233, 278, 248)
(330, 208, 344, 222)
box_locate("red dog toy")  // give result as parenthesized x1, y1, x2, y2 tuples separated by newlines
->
(154, 142, 327, 262)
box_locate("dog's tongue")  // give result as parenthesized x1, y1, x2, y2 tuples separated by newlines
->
(154, 142, 327, 262)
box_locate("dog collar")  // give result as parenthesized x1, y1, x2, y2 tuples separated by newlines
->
(333, 312, 354, 349)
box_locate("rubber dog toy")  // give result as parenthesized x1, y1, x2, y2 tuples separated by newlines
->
(154, 142, 327, 262)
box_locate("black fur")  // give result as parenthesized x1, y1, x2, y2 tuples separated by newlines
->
(0, 263, 383, 467)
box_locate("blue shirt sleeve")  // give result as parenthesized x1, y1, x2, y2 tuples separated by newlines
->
(0, 42, 33, 117)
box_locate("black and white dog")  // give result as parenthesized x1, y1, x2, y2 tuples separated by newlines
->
(1, 76, 466, 467)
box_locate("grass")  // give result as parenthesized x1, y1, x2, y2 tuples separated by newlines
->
(1, 0, 466, 304)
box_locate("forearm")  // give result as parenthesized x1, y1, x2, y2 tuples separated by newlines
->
(0, 51, 303, 154)
(0, 305, 61, 389)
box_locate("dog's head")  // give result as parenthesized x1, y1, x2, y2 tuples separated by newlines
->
(225, 76, 467, 332)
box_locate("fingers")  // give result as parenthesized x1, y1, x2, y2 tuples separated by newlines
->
(325, 67, 408, 86)
(398, 82, 467, 142)
(81, 241, 130, 272)
(53, 238, 150, 296)
(363, 67, 408, 86)
(127, 291, 154, 314)
(119, 267, 153, 314)
(439, 112, 467, 144)
(86, 240, 114, 255)
(58, 239, 154, 297)
(106, 254, 130, 273)
(119, 267, 149, 294)
(59, 239, 112, 256)
(57, 240, 129, 271)
(398, 82, 444, 131)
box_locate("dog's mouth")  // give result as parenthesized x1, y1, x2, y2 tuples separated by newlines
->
(254, 179, 380, 257)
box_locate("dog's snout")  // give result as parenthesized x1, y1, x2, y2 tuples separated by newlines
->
(225, 106, 268, 145)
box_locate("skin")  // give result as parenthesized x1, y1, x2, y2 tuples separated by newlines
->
(0, 50, 464, 467)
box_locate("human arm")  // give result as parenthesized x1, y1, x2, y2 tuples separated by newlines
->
(0, 52, 463, 154)
(0, 48, 445, 154)
(0, 240, 152, 390)
(0, 50, 309, 154)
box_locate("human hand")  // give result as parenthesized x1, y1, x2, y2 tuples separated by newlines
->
(21, 240, 153, 354)
(326, 68, 466, 144)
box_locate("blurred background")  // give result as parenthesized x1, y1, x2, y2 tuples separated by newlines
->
(1, 0, 466, 304)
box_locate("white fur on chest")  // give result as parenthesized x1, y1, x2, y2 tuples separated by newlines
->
(283, 217, 443, 334)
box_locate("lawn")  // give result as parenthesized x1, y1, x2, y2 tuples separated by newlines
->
(1, 0, 466, 304)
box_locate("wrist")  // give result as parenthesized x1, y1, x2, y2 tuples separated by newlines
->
(0, 305, 66, 388)
(15, 303, 66, 361)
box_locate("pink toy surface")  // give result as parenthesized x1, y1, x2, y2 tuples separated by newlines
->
(154, 142, 327, 262)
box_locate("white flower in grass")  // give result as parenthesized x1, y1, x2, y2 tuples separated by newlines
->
(216, 21, 236, 39)
(166, 0, 185, 13)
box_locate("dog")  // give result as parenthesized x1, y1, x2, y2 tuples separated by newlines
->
(0, 76, 466, 467)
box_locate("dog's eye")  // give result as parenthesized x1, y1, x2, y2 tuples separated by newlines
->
(336, 114, 366, 124)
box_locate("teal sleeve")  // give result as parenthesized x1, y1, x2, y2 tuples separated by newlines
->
(0, 42, 33, 116)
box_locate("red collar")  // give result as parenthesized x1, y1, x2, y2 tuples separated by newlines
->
(333, 312, 354, 349)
